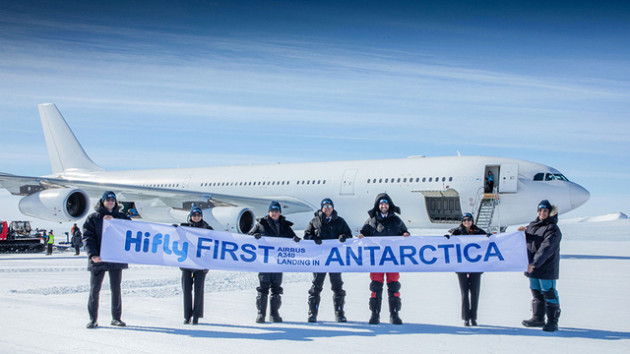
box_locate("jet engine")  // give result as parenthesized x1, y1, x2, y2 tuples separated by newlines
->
(204, 207, 256, 234)
(19, 188, 90, 222)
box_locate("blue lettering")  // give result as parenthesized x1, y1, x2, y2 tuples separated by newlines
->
(172, 241, 188, 262)
(142, 232, 151, 252)
(346, 247, 362, 266)
(365, 246, 380, 266)
(438, 244, 455, 264)
(240, 244, 256, 262)
(221, 241, 238, 261)
(463, 243, 482, 262)
(125, 230, 142, 252)
(151, 233, 163, 253)
(455, 244, 462, 263)
(259, 245, 274, 263)
(484, 242, 504, 261)
(325, 248, 344, 266)
(379, 246, 399, 266)
(399, 246, 418, 265)
(419, 245, 437, 264)
(163, 233, 172, 255)
(197, 237, 212, 258)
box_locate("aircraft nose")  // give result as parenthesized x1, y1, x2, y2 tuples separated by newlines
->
(570, 183, 590, 209)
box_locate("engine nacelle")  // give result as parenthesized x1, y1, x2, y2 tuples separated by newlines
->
(19, 188, 90, 222)
(204, 207, 256, 234)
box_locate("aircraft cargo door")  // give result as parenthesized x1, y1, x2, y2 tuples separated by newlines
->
(499, 163, 518, 193)
(340, 169, 358, 196)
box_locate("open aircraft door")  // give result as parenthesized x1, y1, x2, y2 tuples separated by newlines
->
(340, 169, 358, 196)
(499, 163, 518, 193)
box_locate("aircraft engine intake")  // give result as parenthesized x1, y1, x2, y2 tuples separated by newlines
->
(19, 188, 90, 222)
(205, 207, 255, 234)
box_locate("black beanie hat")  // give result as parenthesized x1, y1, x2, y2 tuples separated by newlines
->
(269, 201, 281, 212)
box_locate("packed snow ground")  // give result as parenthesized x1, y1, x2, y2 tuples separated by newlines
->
(1, 219, 629, 353)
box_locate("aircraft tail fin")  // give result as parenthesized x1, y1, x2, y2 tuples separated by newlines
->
(38, 103, 104, 174)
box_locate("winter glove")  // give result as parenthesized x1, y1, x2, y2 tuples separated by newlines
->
(443, 234, 450, 239)
(314, 237, 322, 245)
(293, 236, 301, 243)
(253, 233, 262, 239)
(338, 234, 347, 243)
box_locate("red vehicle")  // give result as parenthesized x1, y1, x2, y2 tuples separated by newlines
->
(0, 220, 46, 253)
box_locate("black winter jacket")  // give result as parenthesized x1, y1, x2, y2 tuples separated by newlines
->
(449, 224, 487, 236)
(524, 213, 562, 279)
(249, 215, 297, 239)
(304, 210, 353, 240)
(180, 219, 213, 273)
(83, 202, 130, 271)
(360, 193, 408, 236)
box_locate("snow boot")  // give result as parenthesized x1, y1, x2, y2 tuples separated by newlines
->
(333, 294, 347, 323)
(110, 319, 126, 327)
(542, 304, 560, 332)
(522, 290, 545, 327)
(270, 295, 283, 323)
(389, 297, 403, 325)
(256, 295, 267, 323)
(308, 296, 320, 323)
(368, 297, 381, 324)
(86, 320, 98, 329)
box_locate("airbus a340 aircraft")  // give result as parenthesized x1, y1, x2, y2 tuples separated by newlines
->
(0, 104, 589, 233)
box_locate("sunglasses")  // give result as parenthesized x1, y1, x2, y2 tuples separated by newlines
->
(322, 205, 333, 209)
(462, 218, 473, 222)
(104, 198, 116, 202)
(191, 213, 202, 217)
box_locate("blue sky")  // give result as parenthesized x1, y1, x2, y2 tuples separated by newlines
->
(0, 0, 629, 218)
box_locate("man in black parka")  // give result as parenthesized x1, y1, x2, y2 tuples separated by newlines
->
(179, 205, 213, 325)
(82, 191, 130, 329)
(303, 198, 353, 323)
(518, 199, 562, 332)
(249, 201, 301, 323)
(358, 193, 410, 325)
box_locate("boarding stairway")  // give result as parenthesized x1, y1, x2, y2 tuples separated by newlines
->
(475, 187, 500, 233)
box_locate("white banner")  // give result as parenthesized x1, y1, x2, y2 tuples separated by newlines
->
(101, 219, 528, 272)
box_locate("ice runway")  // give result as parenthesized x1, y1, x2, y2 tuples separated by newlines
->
(1, 219, 628, 353)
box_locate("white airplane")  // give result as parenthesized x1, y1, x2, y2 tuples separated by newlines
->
(0, 103, 589, 233)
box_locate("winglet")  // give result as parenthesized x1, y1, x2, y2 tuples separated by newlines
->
(38, 103, 104, 174)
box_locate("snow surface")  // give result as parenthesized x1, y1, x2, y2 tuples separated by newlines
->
(1, 220, 629, 353)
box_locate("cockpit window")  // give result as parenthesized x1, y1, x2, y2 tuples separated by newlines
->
(554, 174, 569, 181)
(533, 172, 569, 182)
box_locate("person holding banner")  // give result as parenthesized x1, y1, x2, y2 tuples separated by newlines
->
(249, 201, 301, 323)
(358, 193, 410, 325)
(83, 191, 130, 329)
(518, 200, 562, 332)
(447, 213, 487, 326)
(303, 198, 353, 323)
(179, 205, 213, 325)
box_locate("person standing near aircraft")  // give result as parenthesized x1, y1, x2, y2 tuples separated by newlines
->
(249, 201, 301, 323)
(446, 213, 487, 326)
(71, 224, 82, 256)
(83, 191, 130, 329)
(518, 200, 562, 332)
(45, 230, 54, 255)
(485, 171, 495, 193)
(357, 193, 410, 325)
(179, 205, 212, 325)
(303, 198, 353, 323)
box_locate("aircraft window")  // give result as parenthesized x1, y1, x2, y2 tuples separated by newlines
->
(287, 181, 290, 185)
(317, 180, 321, 184)
(416, 178, 420, 182)
(323, 180, 326, 184)
(403, 178, 407, 183)
(312, 180, 316, 184)
(271, 181, 275, 185)
(435, 177, 438, 181)
(396, 178, 400, 183)
(307, 180, 310, 185)
(449, 177, 453, 182)
(533, 173, 544, 181)
(367, 179, 370, 183)
(545, 173, 555, 181)
(422, 177, 426, 182)
(200, 183, 203, 186)
(554, 174, 569, 181)
(442, 177, 446, 182)
(379, 178, 382, 183)
(429, 177, 432, 182)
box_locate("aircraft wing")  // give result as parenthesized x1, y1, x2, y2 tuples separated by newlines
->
(0, 172, 314, 215)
